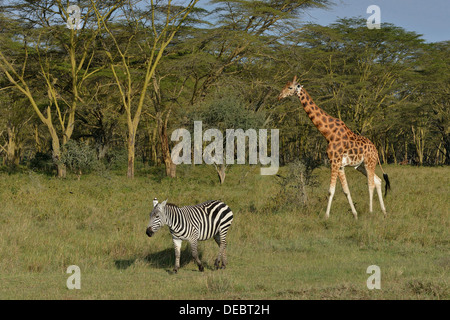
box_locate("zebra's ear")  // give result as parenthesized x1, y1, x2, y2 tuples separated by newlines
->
(160, 199, 168, 208)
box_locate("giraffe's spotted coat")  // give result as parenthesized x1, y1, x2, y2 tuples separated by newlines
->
(278, 76, 388, 219)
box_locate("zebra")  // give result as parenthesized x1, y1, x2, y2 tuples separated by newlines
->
(146, 199, 234, 273)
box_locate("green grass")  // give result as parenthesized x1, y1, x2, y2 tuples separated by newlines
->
(0, 164, 448, 299)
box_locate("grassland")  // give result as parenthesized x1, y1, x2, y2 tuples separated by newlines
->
(0, 164, 448, 299)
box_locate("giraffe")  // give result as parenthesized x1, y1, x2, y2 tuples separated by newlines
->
(278, 76, 390, 219)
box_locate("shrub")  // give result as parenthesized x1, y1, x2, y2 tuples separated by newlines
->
(60, 140, 101, 179)
(268, 159, 320, 212)
(29, 152, 54, 174)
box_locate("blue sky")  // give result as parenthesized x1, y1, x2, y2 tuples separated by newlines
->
(301, 0, 450, 43)
(4, 0, 448, 42)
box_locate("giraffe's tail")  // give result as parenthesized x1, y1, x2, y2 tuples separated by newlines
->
(377, 155, 391, 197)
(383, 173, 391, 197)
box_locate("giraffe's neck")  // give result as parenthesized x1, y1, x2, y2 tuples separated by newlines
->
(297, 89, 344, 142)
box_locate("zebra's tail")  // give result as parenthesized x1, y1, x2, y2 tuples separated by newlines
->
(377, 155, 390, 197)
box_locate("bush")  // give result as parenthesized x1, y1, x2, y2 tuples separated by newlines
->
(60, 140, 101, 179)
(187, 88, 266, 184)
(29, 152, 54, 174)
(268, 159, 320, 212)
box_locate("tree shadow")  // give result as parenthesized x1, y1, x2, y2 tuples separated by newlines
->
(114, 258, 136, 270)
(142, 166, 166, 183)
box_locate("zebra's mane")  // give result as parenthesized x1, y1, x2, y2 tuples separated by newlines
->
(165, 200, 218, 210)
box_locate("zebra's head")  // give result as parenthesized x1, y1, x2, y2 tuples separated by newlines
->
(146, 199, 167, 237)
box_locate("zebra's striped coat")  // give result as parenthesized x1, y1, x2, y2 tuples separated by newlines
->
(146, 200, 234, 273)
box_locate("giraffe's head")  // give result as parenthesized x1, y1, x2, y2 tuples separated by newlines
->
(278, 75, 303, 101)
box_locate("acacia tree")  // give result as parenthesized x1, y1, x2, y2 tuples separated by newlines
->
(197, 88, 266, 184)
(0, 14, 33, 167)
(411, 41, 450, 164)
(91, 0, 199, 178)
(143, 0, 331, 177)
(0, 0, 121, 176)
(184, 0, 332, 104)
(272, 18, 425, 163)
(293, 19, 423, 132)
(0, 91, 34, 167)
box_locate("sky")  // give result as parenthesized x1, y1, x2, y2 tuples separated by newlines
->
(3, 0, 448, 43)
(301, 0, 450, 43)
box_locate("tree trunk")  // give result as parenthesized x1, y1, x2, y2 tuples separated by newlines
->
(390, 142, 397, 164)
(379, 141, 386, 164)
(5, 126, 17, 167)
(215, 164, 226, 184)
(299, 171, 308, 206)
(442, 134, 450, 165)
(404, 139, 408, 163)
(34, 125, 42, 153)
(150, 125, 158, 166)
(157, 111, 176, 178)
(98, 144, 108, 160)
(411, 126, 425, 165)
(127, 131, 136, 179)
(50, 128, 66, 178)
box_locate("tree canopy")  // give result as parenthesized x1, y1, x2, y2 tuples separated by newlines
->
(1, 1, 448, 180)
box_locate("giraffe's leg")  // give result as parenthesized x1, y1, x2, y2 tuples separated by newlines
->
(172, 238, 182, 273)
(356, 163, 375, 213)
(338, 167, 358, 220)
(374, 174, 387, 217)
(189, 239, 204, 272)
(366, 165, 376, 213)
(325, 164, 339, 219)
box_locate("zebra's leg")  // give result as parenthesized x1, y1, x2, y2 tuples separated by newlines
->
(189, 239, 204, 272)
(216, 229, 230, 269)
(213, 233, 228, 269)
(213, 234, 222, 269)
(219, 237, 227, 269)
(172, 238, 182, 273)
